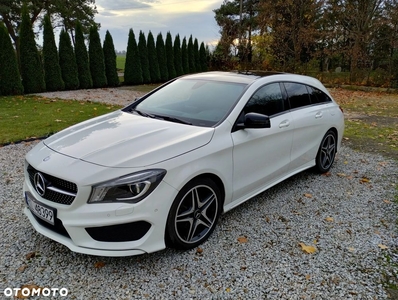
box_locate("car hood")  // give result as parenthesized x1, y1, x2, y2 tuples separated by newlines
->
(43, 111, 214, 168)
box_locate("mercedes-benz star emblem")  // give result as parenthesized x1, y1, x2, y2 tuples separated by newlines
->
(33, 173, 46, 196)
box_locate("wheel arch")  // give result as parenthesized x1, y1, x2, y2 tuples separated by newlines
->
(187, 173, 226, 211)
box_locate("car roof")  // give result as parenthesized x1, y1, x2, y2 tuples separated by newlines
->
(181, 71, 327, 91)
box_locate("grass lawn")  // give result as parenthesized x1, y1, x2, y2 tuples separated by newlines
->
(330, 88, 398, 160)
(0, 95, 122, 145)
(116, 55, 126, 71)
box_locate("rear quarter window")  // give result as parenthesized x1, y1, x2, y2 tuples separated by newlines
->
(283, 82, 311, 109)
(307, 86, 333, 105)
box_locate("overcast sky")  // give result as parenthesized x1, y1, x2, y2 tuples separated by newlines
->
(95, 0, 222, 52)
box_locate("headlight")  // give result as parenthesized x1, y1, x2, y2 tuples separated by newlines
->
(88, 169, 166, 204)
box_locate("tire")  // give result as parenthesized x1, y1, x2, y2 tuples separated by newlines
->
(166, 178, 221, 250)
(315, 130, 337, 173)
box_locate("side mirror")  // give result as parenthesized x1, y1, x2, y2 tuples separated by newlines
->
(237, 112, 271, 129)
(233, 112, 271, 131)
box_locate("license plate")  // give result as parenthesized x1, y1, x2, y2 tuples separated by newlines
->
(26, 193, 56, 225)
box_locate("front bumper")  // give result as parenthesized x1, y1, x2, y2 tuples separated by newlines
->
(23, 178, 178, 257)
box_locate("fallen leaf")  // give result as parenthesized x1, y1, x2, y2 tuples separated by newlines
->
(94, 261, 106, 268)
(383, 199, 391, 204)
(325, 217, 334, 222)
(196, 247, 203, 255)
(305, 274, 311, 280)
(360, 177, 370, 183)
(18, 265, 28, 272)
(336, 173, 346, 177)
(25, 252, 36, 260)
(348, 247, 355, 252)
(226, 287, 231, 292)
(304, 193, 313, 198)
(321, 172, 331, 177)
(237, 236, 248, 244)
(299, 243, 317, 254)
(378, 244, 388, 250)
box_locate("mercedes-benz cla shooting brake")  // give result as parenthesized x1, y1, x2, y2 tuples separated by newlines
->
(23, 71, 344, 256)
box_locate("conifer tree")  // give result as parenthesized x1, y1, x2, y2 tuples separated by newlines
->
(138, 30, 151, 83)
(187, 35, 196, 73)
(199, 42, 208, 72)
(0, 22, 23, 95)
(194, 38, 200, 73)
(59, 29, 79, 90)
(103, 30, 119, 87)
(89, 25, 107, 88)
(42, 14, 64, 91)
(75, 21, 92, 89)
(156, 32, 168, 82)
(124, 28, 143, 85)
(147, 31, 160, 83)
(165, 32, 176, 79)
(181, 37, 189, 75)
(19, 5, 45, 93)
(173, 34, 183, 77)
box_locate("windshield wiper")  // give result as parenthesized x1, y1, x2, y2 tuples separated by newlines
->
(153, 114, 192, 125)
(131, 109, 155, 118)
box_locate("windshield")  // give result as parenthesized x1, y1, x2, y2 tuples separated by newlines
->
(131, 79, 247, 127)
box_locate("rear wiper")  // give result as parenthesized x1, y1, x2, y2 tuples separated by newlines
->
(153, 115, 192, 125)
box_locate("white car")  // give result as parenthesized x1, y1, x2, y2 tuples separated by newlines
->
(23, 71, 344, 256)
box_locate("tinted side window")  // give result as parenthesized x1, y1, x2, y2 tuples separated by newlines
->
(244, 83, 285, 116)
(307, 86, 332, 104)
(284, 82, 311, 109)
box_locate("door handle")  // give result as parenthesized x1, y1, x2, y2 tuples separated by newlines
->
(315, 112, 323, 119)
(279, 120, 290, 128)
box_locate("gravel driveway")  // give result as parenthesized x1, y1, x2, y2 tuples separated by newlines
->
(1, 89, 397, 299)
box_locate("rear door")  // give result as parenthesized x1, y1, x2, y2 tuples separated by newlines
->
(283, 83, 333, 171)
(231, 83, 294, 202)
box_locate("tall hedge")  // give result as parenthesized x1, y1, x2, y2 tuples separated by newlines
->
(0, 22, 23, 95)
(187, 35, 196, 73)
(194, 38, 200, 74)
(174, 34, 183, 77)
(156, 33, 168, 82)
(19, 5, 45, 93)
(181, 37, 189, 75)
(42, 15, 64, 91)
(138, 30, 151, 84)
(165, 32, 176, 79)
(59, 29, 79, 90)
(89, 25, 107, 88)
(103, 30, 119, 87)
(124, 28, 143, 85)
(75, 21, 92, 89)
(199, 42, 208, 72)
(147, 31, 160, 83)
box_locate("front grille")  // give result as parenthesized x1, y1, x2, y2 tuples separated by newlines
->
(27, 165, 77, 205)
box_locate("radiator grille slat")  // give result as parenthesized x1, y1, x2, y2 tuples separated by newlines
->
(27, 165, 77, 205)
